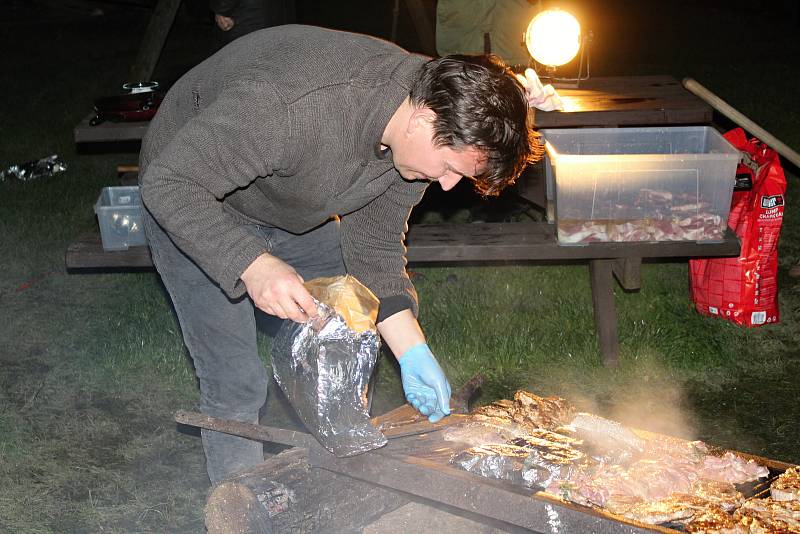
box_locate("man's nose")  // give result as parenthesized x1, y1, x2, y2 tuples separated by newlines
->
(438, 173, 463, 191)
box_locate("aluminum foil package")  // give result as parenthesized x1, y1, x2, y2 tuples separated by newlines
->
(271, 299, 386, 457)
(0, 155, 67, 182)
(451, 429, 591, 489)
(451, 444, 547, 488)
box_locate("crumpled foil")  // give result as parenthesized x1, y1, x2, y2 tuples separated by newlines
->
(271, 300, 387, 457)
(450, 428, 591, 489)
(0, 155, 67, 182)
(451, 444, 547, 487)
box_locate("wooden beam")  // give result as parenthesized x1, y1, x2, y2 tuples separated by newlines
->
(590, 259, 620, 367)
(66, 233, 153, 270)
(73, 112, 149, 144)
(129, 0, 183, 83)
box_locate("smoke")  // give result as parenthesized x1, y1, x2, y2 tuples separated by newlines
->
(604, 377, 698, 440)
(549, 355, 700, 440)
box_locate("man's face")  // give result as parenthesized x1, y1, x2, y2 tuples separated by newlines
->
(391, 108, 487, 191)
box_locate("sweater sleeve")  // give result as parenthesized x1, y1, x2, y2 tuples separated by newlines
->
(140, 81, 289, 298)
(339, 175, 428, 321)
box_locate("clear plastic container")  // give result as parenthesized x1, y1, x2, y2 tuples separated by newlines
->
(94, 186, 147, 251)
(542, 126, 740, 245)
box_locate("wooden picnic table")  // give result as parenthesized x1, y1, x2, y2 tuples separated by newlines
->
(73, 75, 710, 144)
(69, 74, 735, 366)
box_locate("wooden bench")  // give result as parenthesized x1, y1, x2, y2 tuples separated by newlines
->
(66, 223, 740, 366)
(74, 112, 150, 144)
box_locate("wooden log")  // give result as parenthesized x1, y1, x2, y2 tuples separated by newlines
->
(205, 482, 273, 534)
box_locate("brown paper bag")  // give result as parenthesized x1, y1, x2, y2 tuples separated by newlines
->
(304, 275, 379, 334)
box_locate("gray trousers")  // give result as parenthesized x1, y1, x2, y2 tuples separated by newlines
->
(143, 208, 345, 484)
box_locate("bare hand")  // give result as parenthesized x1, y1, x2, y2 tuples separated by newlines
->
(240, 254, 317, 323)
(214, 14, 235, 31)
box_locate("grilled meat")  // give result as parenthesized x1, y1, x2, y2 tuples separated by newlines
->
(685, 505, 746, 533)
(514, 391, 576, 428)
(772, 467, 800, 502)
(690, 480, 745, 512)
(509, 428, 583, 449)
(473, 403, 515, 420)
(460, 390, 774, 529)
(621, 494, 711, 524)
(733, 497, 800, 533)
(699, 452, 769, 484)
(472, 391, 575, 431)
(553, 457, 695, 507)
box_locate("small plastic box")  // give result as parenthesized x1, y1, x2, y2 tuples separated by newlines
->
(542, 126, 740, 245)
(94, 186, 147, 251)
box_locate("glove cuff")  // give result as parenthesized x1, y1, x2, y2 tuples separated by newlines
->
(398, 343, 430, 368)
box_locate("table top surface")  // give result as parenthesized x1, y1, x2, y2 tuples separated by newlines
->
(74, 75, 712, 144)
(533, 75, 712, 128)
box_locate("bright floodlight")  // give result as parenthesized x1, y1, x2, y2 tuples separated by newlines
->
(525, 9, 581, 67)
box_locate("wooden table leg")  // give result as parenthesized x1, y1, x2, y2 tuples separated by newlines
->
(589, 259, 619, 367)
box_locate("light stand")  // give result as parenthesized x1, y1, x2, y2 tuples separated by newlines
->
(533, 30, 592, 89)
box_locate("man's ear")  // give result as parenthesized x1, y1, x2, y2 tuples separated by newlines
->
(407, 107, 436, 135)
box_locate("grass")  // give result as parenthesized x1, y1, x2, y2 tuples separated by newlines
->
(1, 0, 799, 532)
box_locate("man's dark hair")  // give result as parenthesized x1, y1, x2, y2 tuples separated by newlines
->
(409, 54, 542, 196)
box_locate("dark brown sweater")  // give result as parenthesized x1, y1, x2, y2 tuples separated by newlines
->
(139, 25, 429, 319)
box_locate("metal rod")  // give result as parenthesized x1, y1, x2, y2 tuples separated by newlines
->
(683, 78, 800, 169)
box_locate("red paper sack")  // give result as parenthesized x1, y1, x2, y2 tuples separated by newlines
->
(689, 128, 786, 326)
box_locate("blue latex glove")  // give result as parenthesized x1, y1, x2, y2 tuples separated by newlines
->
(398, 343, 452, 423)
